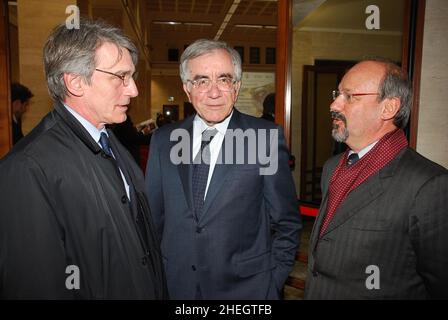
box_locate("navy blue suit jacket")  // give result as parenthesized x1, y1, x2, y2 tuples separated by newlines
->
(145, 109, 301, 299)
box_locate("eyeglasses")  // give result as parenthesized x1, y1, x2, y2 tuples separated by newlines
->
(332, 90, 379, 103)
(95, 68, 138, 87)
(187, 77, 237, 93)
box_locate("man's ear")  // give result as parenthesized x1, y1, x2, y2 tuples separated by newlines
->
(63, 73, 84, 97)
(183, 83, 192, 102)
(381, 97, 401, 121)
(11, 99, 21, 113)
(233, 81, 242, 100)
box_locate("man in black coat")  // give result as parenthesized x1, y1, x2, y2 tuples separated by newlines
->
(0, 19, 167, 299)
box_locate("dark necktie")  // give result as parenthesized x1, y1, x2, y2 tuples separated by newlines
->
(99, 132, 113, 157)
(192, 128, 218, 219)
(347, 153, 359, 166)
(99, 132, 151, 262)
(99, 131, 165, 297)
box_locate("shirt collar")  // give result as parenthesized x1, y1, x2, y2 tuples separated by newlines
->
(63, 103, 107, 144)
(349, 140, 378, 159)
(193, 110, 233, 136)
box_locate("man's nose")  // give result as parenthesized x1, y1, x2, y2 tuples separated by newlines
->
(207, 81, 221, 98)
(330, 95, 344, 112)
(125, 78, 138, 97)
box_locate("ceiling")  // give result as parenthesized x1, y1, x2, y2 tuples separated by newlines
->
(147, 0, 278, 45)
(146, 0, 404, 47)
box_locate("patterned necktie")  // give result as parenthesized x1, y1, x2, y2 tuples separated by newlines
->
(346, 153, 359, 166)
(99, 132, 113, 157)
(192, 128, 218, 219)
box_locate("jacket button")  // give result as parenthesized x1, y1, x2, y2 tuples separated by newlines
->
(141, 256, 148, 266)
(312, 271, 318, 277)
(191, 265, 196, 271)
(196, 226, 203, 233)
(121, 195, 127, 204)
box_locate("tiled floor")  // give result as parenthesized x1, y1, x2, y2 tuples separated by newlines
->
(283, 217, 315, 300)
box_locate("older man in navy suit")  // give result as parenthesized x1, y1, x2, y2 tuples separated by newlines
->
(145, 39, 301, 300)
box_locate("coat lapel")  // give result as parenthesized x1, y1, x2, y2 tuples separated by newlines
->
(320, 174, 384, 237)
(199, 110, 242, 223)
(319, 150, 404, 238)
(176, 118, 195, 212)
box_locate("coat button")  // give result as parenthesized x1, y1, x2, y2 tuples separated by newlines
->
(141, 256, 148, 266)
(121, 195, 127, 204)
(312, 271, 318, 277)
(196, 226, 203, 233)
(191, 265, 196, 271)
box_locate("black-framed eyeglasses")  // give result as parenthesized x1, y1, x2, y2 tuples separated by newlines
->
(332, 90, 379, 103)
(187, 77, 237, 93)
(95, 68, 138, 87)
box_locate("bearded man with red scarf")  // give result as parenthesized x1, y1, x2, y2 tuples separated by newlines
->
(305, 59, 448, 299)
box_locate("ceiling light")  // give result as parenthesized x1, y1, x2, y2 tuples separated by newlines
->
(235, 24, 263, 29)
(184, 22, 213, 26)
(153, 21, 182, 25)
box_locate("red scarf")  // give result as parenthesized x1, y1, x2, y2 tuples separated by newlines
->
(319, 129, 408, 236)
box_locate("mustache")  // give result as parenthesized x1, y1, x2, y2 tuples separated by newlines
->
(331, 111, 346, 123)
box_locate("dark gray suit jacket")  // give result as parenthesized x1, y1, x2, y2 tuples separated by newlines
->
(305, 147, 448, 299)
(145, 109, 302, 299)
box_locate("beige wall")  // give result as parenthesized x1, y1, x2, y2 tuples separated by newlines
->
(17, 0, 151, 133)
(151, 74, 188, 121)
(291, 30, 402, 194)
(416, 0, 448, 169)
(18, 0, 75, 134)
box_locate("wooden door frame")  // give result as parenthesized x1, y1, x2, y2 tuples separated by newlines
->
(0, 0, 11, 158)
(275, 0, 426, 150)
(275, 0, 292, 149)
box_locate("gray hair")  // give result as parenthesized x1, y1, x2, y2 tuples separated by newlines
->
(43, 18, 138, 102)
(179, 39, 242, 83)
(363, 58, 412, 129)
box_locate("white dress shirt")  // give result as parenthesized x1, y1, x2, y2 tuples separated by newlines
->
(63, 104, 130, 199)
(192, 111, 232, 199)
(349, 140, 378, 159)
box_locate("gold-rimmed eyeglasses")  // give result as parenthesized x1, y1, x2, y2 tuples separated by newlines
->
(95, 68, 138, 87)
(187, 77, 237, 93)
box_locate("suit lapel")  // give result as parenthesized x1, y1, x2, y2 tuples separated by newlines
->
(199, 110, 241, 223)
(318, 150, 404, 238)
(176, 118, 195, 212)
(320, 174, 384, 237)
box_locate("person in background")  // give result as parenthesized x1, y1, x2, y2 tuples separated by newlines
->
(145, 39, 301, 299)
(305, 59, 448, 299)
(261, 92, 275, 122)
(0, 18, 166, 299)
(260, 92, 295, 170)
(111, 114, 151, 166)
(11, 83, 33, 145)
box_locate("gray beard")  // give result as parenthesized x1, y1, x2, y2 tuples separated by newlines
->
(332, 125, 349, 142)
